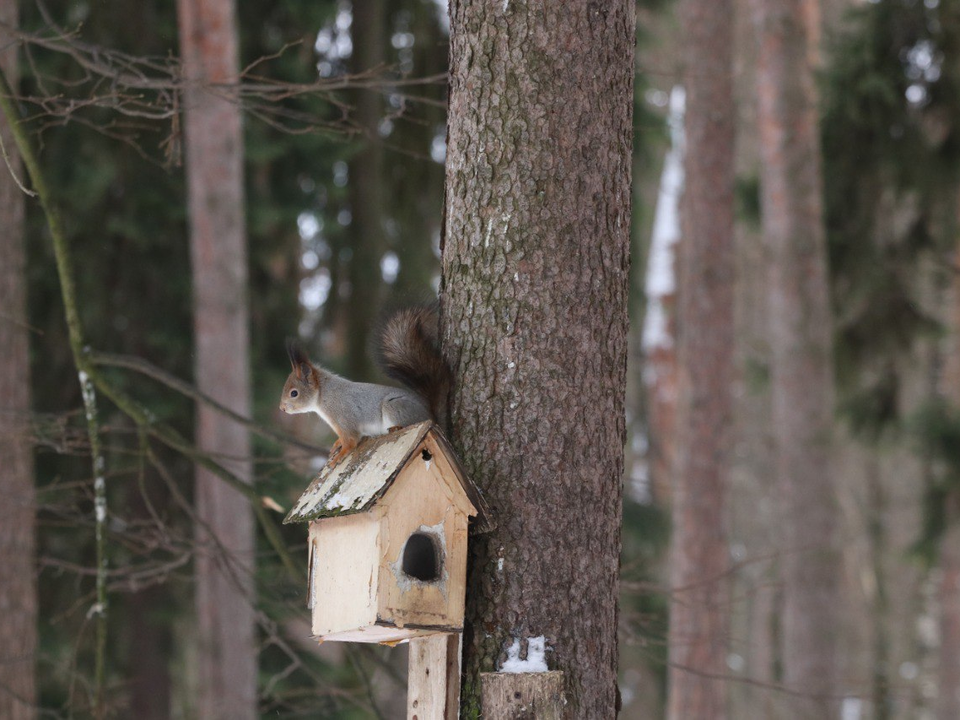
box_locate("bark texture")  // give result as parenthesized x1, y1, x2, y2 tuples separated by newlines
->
(0, 4, 37, 717)
(440, 1, 634, 716)
(177, 1, 256, 717)
(752, 0, 840, 715)
(667, 0, 735, 717)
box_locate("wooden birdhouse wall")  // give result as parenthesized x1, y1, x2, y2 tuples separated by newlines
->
(307, 513, 380, 638)
(295, 426, 486, 644)
(375, 443, 473, 630)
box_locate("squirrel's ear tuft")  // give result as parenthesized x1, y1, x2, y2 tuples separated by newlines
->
(286, 338, 307, 370)
(299, 362, 312, 380)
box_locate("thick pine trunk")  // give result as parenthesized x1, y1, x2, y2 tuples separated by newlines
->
(177, 1, 256, 717)
(440, 1, 634, 716)
(666, 0, 735, 717)
(0, 4, 37, 717)
(752, 0, 840, 715)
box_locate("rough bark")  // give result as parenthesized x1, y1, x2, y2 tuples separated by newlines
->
(176, 1, 257, 717)
(345, 0, 387, 380)
(0, 3, 37, 717)
(440, 1, 634, 717)
(666, 0, 736, 716)
(752, 0, 840, 715)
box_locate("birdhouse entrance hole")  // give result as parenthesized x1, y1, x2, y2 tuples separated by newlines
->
(402, 532, 442, 582)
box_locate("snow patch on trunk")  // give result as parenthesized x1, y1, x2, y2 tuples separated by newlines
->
(641, 85, 685, 359)
(499, 636, 548, 673)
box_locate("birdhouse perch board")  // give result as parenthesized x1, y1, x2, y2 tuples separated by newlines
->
(284, 421, 490, 644)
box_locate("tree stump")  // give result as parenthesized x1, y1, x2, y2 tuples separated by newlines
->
(480, 671, 566, 719)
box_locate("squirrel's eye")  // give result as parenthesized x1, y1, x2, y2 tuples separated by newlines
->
(290, 389, 299, 398)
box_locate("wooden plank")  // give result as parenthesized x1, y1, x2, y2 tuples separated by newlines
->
(408, 633, 461, 720)
(378, 462, 467, 627)
(480, 671, 566, 720)
(309, 515, 379, 637)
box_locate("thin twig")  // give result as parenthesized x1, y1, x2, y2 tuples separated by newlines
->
(0, 64, 110, 718)
(89, 351, 327, 456)
(0, 62, 307, 711)
(0, 109, 35, 195)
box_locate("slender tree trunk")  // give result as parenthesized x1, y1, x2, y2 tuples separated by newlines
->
(866, 456, 891, 720)
(176, 1, 256, 717)
(642, 86, 683, 506)
(0, 5, 37, 717)
(752, 0, 840, 715)
(938, 229, 960, 720)
(390, 0, 446, 301)
(125, 483, 172, 720)
(345, 0, 386, 380)
(667, 0, 735, 716)
(440, 1, 634, 716)
(938, 519, 960, 720)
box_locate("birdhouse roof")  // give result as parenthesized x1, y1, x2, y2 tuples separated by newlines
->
(283, 421, 490, 531)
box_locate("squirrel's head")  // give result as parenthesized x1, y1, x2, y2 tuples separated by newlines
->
(279, 339, 320, 414)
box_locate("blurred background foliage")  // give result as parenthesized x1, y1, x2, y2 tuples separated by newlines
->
(14, 0, 960, 715)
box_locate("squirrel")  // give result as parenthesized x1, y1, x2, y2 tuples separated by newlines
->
(279, 306, 451, 467)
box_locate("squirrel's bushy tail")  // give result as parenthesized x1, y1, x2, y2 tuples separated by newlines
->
(378, 305, 452, 429)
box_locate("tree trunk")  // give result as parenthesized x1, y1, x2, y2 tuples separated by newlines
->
(440, 1, 635, 716)
(667, 0, 736, 716)
(938, 221, 960, 720)
(389, 0, 446, 301)
(176, 1, 256, 717)
(752, 0, 840, 715)
(641, 86, 683, 506)
(344, 0, 386, 380)
(0, 4, 37, 717)
(938, 519, 960, 720)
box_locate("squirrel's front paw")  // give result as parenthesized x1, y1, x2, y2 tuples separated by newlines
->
(327, 440, 343, 466)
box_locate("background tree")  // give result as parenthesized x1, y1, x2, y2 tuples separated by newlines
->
(752, 0, 840, 714)
(667, 0, 735, 716)
(440, 0, 635, 715)
(820, 3, 960, 717)
(176, 0, 257, 716)
(342, 0, 386, 379)
(0, 0, 38, 716)
(14, 0, 960, 716)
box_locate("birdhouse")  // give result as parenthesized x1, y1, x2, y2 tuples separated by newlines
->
(284, 421, 490, 644)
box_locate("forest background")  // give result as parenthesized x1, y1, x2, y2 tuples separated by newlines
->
(2, 0, 960, 718)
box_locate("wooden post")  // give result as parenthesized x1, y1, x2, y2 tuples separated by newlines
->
(408, 633, 461, 720)
(480, 671, 566, 719)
